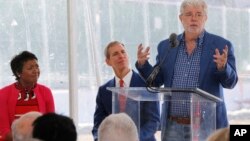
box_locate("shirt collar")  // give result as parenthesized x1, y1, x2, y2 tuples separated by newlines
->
(115, 69, 132, 87)
(180, 30, 205, 46)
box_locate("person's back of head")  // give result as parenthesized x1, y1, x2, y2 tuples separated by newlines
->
(98, 113, 139, 141)
(11, 111, 42, 141)
(32, 113, 77, 141)
(206, 127, 229, 141)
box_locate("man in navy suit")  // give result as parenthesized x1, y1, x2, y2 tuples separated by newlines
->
(92, 41, 160, 141)
(136, 0, 238, 140)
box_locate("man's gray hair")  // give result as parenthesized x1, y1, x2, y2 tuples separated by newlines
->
(104, 41, 124, 59)
(180, 0, 207, 15)
(12, 111, 42, 141)
(98, 113, 139, 141)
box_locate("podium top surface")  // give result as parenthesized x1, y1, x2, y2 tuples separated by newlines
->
(107, 87, 222, 102)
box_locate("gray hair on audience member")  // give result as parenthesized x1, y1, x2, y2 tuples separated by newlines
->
(98, 113, 139, 141)
(12, 111, 42, 141)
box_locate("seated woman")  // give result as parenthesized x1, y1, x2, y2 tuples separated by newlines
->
(0, 51, 55, 141)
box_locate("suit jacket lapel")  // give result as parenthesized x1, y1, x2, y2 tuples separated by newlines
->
(130, 71, 137, 87)
(165, 42, 179, 86)
(199, 33, 215, 87)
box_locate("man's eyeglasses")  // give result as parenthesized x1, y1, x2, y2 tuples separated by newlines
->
(182, 12, 205, 19)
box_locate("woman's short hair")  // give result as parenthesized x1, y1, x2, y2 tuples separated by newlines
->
(10, 51, 38, 80)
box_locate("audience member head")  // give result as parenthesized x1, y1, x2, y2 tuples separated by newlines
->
(32, 113, 77, 141)
(10, 51, 39, 81)
(98, 113, 139, 141)
(206, 127, 229, 141)
(11, 111, 42, 141)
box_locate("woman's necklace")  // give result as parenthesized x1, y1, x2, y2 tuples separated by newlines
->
(15, 82, 36, 101)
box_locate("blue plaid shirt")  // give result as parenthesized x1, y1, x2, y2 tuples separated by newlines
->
(170, 31, 205, 117)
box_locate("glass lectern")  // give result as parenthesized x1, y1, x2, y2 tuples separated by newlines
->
(107, 87, 222, 141)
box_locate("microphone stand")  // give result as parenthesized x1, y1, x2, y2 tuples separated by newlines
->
(145, 33, 179, 93)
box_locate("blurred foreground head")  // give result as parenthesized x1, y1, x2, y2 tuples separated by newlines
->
(98, 113, 139, 141)
(206, 127, 229, 141)
(12, 111, 42, 141)
(32, 113, 77, 141)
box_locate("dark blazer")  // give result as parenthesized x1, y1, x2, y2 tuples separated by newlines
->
(92, 70, 160, 141)
(136, 31, 238, 129)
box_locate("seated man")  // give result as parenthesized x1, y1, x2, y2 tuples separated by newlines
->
(11, 111, 42, 141)
(98, 113, 139, 141)
(32, 113, 77, 141)
(92, 41, 160, 141)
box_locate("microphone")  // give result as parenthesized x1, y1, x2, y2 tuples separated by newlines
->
(169, 33, 179, 48)
(146, 33, 179, 87)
